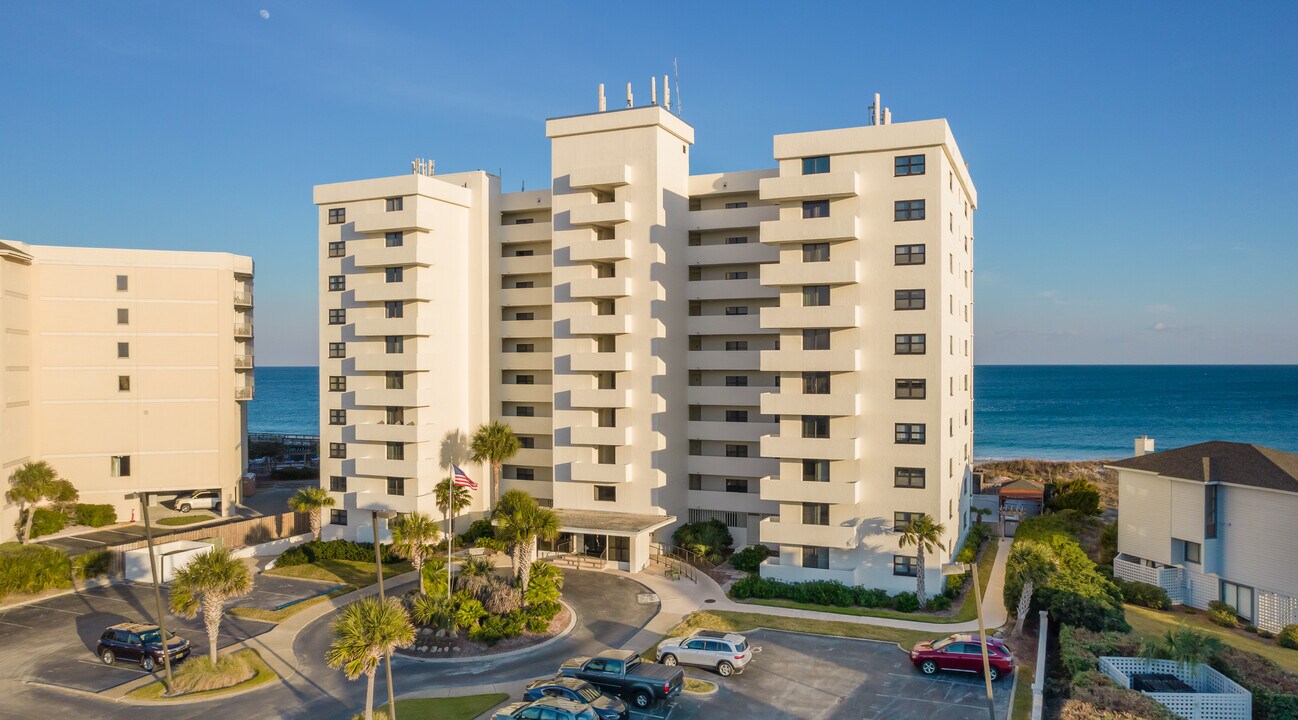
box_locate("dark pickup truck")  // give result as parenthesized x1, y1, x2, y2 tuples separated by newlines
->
(558, 649, 684, 709)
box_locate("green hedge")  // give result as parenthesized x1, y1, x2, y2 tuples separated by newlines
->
(0, 544, 72, 599)
(30, 508, 67, 538)
(945, 523, 993, 596)
(1003, 511, 1128, 633)
(672, 520, 733, 565)
(730, 575, 934, 614)
(1114, 578, 1170, 610)
(1279, 625, 1298, 650)
(73, 504, 117, 528)
(274, 539, 400, 567)
(729, 544, 771, 573)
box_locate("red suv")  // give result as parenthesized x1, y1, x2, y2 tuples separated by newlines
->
(910, 634, 1014, 681)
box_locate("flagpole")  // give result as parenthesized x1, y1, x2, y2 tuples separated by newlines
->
(446, 478, 452, 602)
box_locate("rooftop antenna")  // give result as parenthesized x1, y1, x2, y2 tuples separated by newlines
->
(598, 83, 606, 112)
(651, 76, 658, 105)
(871, 93, 880, 126)
(663, 74, 670, 111)
(884, 107, 892, 124)
(673, 58, 682, 115)
(626, 82, 633, 108)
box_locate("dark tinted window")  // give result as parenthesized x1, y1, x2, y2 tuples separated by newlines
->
(895, 154, 926, 176)
(802, 156, 830, 175)
(802, 200, 829, 219)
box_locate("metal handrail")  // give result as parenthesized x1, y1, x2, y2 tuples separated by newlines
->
(650, 541, 727, 583)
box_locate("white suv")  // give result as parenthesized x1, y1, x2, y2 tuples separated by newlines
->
(174, 490, 220, 513)
(655, 629, 754, 677)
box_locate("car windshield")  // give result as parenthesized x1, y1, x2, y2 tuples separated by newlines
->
(137, 629, 174, 644)
(576, 685, 602, 703)
(931, 637, 955, 651)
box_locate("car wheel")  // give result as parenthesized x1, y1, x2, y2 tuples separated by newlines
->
(988, 666, 1000, 682)
(100, 649, 115, 665)
(717, 661, 734, 677)
(660, 654, 677, 666)
(179, 503, 192, 513)
(141, 655, 155, 672)
(921, 660, 938, 675)
(632, 690, 652, 709)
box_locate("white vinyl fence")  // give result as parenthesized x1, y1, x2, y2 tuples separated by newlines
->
(1098, 656, 1251, 720)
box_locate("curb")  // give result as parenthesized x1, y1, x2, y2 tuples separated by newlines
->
(394, 600, 578, 664)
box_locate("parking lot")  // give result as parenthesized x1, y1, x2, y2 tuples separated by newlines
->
(0, 577, 322, 694)
(629, 629, 1012, 720)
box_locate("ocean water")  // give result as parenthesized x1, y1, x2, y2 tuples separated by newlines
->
(248, 365, 1298, 460)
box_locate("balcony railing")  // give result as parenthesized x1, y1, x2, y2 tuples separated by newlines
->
(234, 323, 254, 338)
(234, 355, 254, 369)
(235, 385, 254, 400)
(233, 290, 253, 307)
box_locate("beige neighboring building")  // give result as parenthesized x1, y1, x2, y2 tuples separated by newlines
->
(0, 240, 253, 541)
(315, 92, 976, 590)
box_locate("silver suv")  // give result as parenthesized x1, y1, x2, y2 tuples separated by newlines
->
(655, 629, 754, 677)
(173, 490, 220, 513)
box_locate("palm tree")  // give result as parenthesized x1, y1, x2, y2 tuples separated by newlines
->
(897, 513, 947, 609)
(325, 596, 415, 720)
(288, 486, 336, 541)
(389, 512, 441, 595)
(168, 547, 254, 661)
(1007, 540, 1056, 635)
(1139, 626, 1222, 676)
(469, 421, 520, 509)
(5, 462, 76, 544)
(434, 476, 472, 542)
(493, 490, 560, 593)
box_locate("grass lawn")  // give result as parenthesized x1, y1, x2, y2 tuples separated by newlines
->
(373, 693, 508, 720)
(1126, 603, 1298, 675)
(0, 542, 25, 554)
(266, 559, 414, 587)
(644, 610, 937, 660)
(227, 586, 354, 623)
(683, 678, 717, 693)
(738, 538, 999, 624)
(156, 515, 214, 527)
(127, 649, 277, 700)
(1009, 657, 1034, 720)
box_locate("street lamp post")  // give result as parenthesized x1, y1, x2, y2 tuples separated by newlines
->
(371, 509, 399, 720)
(943, 560, 996, 720)
(127, 491, 175, 693)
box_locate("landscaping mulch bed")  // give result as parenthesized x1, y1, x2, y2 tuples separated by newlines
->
(399, 604, 571, 659)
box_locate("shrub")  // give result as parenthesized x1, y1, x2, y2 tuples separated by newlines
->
(525, 564, 562, 606)
(1115, 579, 1170, 610)
(273, 539, 399, 567)
(1048, 479, 1102, 516)
(672, 520, 733, 565)
(1245, 624, 1258, 634)
(729, 574, 783, 600)
(853, 587, 891, 608)
(944, 572, 967, 598)
(1279, 625, 1298, 650)
(892, 592, 919, 613)
(73, 503, 117, 528)
(170, 653, 254, 694)
(474, 536, 508, 553)
(927, 594, 952, 612)
(71, 550, 113, 580)
(1208, 600, 1238, 628)
(458, 518, 496, 546)
(1259, 629, 1276, 639)
(1210, 644, 1298, 719)
(29, 508, 67, 538)
(1098, 521, 1118, 566)
(1004, 513, 1128, 633)
(730, 544, 771, 573)
(0, 544, 73, 599)
(787, 580, 854, 607)
(524, 612, 551, 634)
(1063, 672, 1178, 720)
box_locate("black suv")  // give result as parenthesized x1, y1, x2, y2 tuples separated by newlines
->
(96, 622, 190, 671)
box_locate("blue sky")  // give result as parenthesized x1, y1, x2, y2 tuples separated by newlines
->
(2, 2, 1295, 365)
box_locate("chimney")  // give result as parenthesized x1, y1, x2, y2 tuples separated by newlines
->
(1134, 436, 1155, 457)
(598, 84, 606, 112)
(1202, 457, 1213, 482)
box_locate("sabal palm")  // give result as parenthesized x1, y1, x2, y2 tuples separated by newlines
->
(1007, 540, 1056, 635)
(389, 512, 441, 595)
(494, 491, 560, 593)
(493, 490, 536, 577)
(434, 476, 472, 549)
(169, 548, 253, 661)
(897, 514, 947, 608)
(5, 462, 70, 544)
(469, 421, 520, 508)
(325, 597, 415, 720)
(288, 486, 336, 541)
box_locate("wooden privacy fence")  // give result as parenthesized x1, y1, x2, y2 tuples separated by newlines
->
(106, 511, 309, 576)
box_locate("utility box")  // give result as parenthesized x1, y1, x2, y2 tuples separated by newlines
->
(242, 472, 257, 498)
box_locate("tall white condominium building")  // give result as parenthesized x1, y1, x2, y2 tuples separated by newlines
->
(0, 240, 254, 541)
(315, 91, 975, 592)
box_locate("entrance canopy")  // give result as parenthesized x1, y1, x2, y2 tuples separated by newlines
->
(553, 508, 676, 537)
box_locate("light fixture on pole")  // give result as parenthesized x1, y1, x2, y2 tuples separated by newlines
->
(942, 560, 996, 720)
(125, 491, 175, 693)
(371, 509, 399, 720)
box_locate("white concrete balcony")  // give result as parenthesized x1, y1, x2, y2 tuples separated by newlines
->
(353, 457, 419, 478)
(353, 387, 433, 408)
(759, 171, 860, 202)
(760, 260, 860, 286)
(760, 215, 860, 245)
(760, 434, 858, 461)
(498, 352, 551, 371)
(686, 278, 777, 301)
(570, 352, 631, 372)
(499, 286, 552, 307)
(570, 238, 632, 262)
(499, 254, 552, 275)
(689, 489, 775, 516)
(233, 290, 253, 307)
(353, 243, 435, 268)
(686, 242, 777, 266)
(499, 221, 552, 244)
(505, 415, 551, 435)
(354, 280, 433, 303)
(687, 205, 778, 232)
(759, 517, 858, 549)
(570, 425, 631, 446)
(570, 462, 630, 483)
(688, 421, 777, 444)
(352, 317, 427, 337)
(234, 322, 253, 338)
(760, 558, 857, 585)
(354, 353, 434, 372)
(512, 447, 553, 466)
(568, 164, 630, 189)
(353, 423, 432, 444)
(760, 476, 861, 505)
(761, 349, 859, 373)
(688, 385, 764, 407)
(688, 350, 760, 371)
(500, 383, 552, 403)
(500, 319, 553, 338)
(687, 314, 764, 336)
(760, 304, 858, 329)
(569, 201, 630, 227)
(570, 314, 631, 336)
(569, 277, 631, 299)
(687, 454, 776, 478)
(234, 385, 254, 401)
(760, 392, 859, 417)
(234, 354, 253, 370)
(569, 388, 630, 408)
(354, 207, 435, 233)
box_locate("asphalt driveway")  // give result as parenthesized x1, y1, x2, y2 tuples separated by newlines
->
(642, 629, 1012, 720)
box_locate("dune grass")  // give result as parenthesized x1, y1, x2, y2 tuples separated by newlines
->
(127, 649, 276, 700)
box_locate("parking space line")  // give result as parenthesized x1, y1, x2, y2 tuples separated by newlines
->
(75, 659, 147, 674)
(26, 603, 85, 615)
(0, 617, 33, 629)
(872, 693, 987, 710)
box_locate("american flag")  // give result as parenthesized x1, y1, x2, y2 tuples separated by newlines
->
(452, 465, 477, 490)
